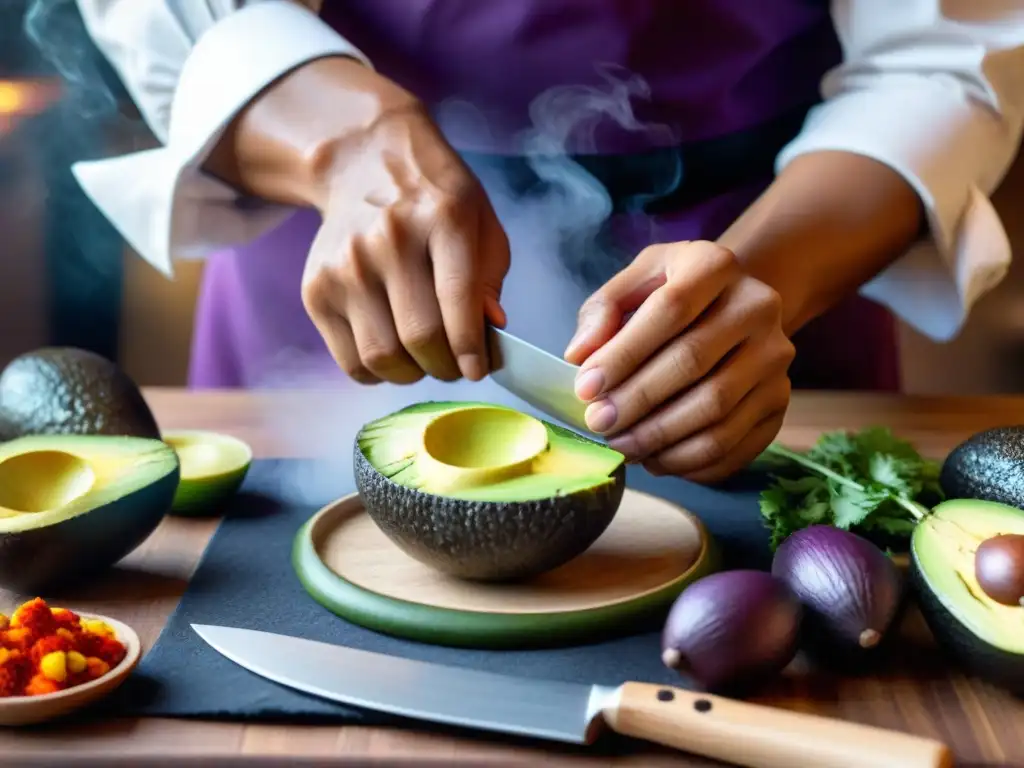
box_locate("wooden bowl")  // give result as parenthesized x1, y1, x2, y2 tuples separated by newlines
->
(0, 613, 141, 726)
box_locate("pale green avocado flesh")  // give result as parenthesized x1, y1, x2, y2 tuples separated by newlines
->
(0, 434, 179, 533)
(356, 401, 624, 502)
(912, 498, 1024, 653)
(162, 430, 252, 515)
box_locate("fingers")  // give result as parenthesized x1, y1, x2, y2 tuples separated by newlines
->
(594, 284, 793, 439)
(381, 258, 462, 382)
(679, 410, 788, 485)
(308, 312, 382, 385)
(427, 195, 489, 381)
(572, 242, 739, 401)
(642, 373, 792, 482)
(344, 279, 426, 384)
(563, 244, 669, 365)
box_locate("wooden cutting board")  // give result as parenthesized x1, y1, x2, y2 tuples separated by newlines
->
(292, 488, 719, 649)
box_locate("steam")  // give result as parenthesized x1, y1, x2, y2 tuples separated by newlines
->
(252, 65, 684, 507)
(22, 0, 123, 121)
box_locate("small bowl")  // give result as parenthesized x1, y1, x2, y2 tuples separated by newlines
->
(0, 612, 141, 726)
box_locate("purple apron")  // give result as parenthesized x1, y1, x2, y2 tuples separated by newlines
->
(188, 0, 900, 392)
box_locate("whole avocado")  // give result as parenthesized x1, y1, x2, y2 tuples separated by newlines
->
(940, 426, 1024, 509)
(0, 347, 161, 441)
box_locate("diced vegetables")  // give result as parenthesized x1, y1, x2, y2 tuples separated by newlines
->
(0, 597, 126, 697)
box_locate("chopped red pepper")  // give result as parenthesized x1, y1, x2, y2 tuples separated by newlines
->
(0, 598, 127, 697)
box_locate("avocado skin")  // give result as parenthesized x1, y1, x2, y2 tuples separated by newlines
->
(909, 552, 1024, 694)
(0, 347, 161, 441)
(354, 443, 626, 581)
(0, 464, 180, 594)
(940, 426, 1024, 509)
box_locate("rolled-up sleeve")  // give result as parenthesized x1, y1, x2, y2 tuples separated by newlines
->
(777, 0, 1024, 341)
(71, 0, 371, 277)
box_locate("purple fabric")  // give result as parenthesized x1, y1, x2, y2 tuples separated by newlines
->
(187, 0, 900, 392)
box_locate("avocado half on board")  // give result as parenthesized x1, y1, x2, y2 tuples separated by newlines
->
(910, 497, 1024, 693)
(0, 433, 180, 592)
(354, 401, 627, 581)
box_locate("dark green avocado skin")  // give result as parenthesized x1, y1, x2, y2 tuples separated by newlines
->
(0, 347, 161, 441)
(940, 426, 1024, 510)
(0, 465, 179, 593)
(910, 553, 1024, 694)
(353, 443, 626, 582)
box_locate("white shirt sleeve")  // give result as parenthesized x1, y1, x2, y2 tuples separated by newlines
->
(70, 0, 372, 277)
(777, 0, 1024, 341)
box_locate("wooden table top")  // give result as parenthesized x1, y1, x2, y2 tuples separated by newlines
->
(3, 387, 1024, 766)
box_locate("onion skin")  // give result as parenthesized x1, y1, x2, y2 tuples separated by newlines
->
(660, 570, 802, 693)
(771, 526, 903, 667)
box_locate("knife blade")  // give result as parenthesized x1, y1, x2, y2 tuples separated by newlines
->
(485, 326, 593, 435)
(192, 624, 951, 768)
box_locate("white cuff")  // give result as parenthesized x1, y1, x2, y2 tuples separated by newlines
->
(71, 1, 371, 277)
(776, 76, 1017, 342)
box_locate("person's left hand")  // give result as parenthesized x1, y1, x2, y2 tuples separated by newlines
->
(563, 241, 796, 484)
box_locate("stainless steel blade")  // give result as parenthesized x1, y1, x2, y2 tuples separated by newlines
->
(485, 326, 592, 435)
(191, 624, 611, 744)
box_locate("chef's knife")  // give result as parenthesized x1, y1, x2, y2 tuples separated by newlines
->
(191, 624, 951, 768)
(485, 326, 593, 435)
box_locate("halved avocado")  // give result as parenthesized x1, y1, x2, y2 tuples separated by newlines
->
(162, 430, 252, 516)
(910, 497, 1024, 692)
(0, 434, 180, 592)
(354, 401, 626, 581)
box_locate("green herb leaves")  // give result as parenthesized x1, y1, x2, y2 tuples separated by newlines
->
(758, 427, 943, 551)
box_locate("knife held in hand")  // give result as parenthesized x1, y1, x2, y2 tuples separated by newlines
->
(192, 624, 952, 768)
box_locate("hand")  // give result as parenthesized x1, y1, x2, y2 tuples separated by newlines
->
(563, 241, 795, 484)
(300, 102, 510, 385)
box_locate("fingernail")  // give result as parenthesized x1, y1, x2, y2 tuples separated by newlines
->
(585, 399, 617, 433)
(458, 354, 485, 381)
(575, 368, 605, 400)
(608, 433, 637, 459)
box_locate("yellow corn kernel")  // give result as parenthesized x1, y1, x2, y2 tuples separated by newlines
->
(40, 651, 67, 683)
(66, 651, 86, 675)
(0, 648, 10, 665)
(81, 619, 114, 637)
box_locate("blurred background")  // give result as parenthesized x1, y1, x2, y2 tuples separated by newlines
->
(0, 0, 1022, 394)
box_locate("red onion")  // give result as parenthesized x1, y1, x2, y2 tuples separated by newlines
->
(772, 526, 903, 660)
(660, 570, 802, 692)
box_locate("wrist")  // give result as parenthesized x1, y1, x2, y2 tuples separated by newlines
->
(206, 55, 422, 211)
(296, 58, 425, 210)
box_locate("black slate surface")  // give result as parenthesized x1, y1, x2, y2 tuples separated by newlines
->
(104, 457, 775, 722)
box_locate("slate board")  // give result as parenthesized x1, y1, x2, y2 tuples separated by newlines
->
(103, 458, 775, 722)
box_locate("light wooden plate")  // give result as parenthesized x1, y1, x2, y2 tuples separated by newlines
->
(292, 488, 720, 649)
(0, 613, 141, 726)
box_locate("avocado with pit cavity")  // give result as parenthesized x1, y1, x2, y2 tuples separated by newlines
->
(354, 401, 626, 581)
(162, 430, 252, 516)
(940, 425, 1024, 510)
(0, 347, 161, 441)
(0, 433, 180, 592)
(910, 497, 1024, 693)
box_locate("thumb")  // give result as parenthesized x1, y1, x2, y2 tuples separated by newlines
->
(563, 255, 667, 365)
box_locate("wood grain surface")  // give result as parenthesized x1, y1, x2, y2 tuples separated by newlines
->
(316, 488, 705, 614)
(0, 387, 1022, 767)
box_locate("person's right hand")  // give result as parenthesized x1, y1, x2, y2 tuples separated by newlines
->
(299, 86, 511, 386)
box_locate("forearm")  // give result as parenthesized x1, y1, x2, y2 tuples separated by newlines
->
(718, 150, 924, 336)
(203, 56, 420, 211)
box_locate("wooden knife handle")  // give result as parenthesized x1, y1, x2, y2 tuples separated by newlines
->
(602, 682, 953, 768)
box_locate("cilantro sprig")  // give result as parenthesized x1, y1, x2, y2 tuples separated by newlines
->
(756, 427, 944, 551)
